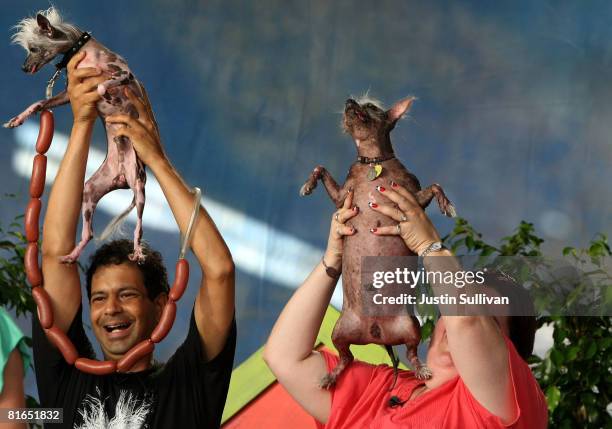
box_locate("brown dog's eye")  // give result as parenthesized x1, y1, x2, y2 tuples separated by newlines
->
(29, 47, 39, 53)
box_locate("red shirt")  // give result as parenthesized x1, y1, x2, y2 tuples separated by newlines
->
(315, 336, 548, 429)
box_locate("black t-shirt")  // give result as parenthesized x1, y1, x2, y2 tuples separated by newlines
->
(32, 305, 236, 429)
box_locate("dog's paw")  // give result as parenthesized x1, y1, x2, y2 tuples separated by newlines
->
(445, 203, 457, 218)
(415, 365, 433, 380)
(59, 254, 77, 265)
(318, 373, 337, 390)
(299, 183, 313, 197)
(3, 117, 23, 128)
(129, 247, 146, 264)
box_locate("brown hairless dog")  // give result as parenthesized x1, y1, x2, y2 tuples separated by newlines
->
(300, 95, 456, 388)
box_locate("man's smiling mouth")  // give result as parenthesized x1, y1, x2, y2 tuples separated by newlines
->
(103, 321, 133, 337)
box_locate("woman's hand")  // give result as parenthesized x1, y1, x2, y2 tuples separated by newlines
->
(368, 181, 441, 255)
(66, 51, 105, 125)
(323, 190, 359, 267)
(105, 86, 166, 167)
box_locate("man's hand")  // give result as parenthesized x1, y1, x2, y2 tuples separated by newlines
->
(66, 51, 105, 125)
(106, 88, 166, 167)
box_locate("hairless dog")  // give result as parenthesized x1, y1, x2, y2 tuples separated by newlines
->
(5, 7, 147, 263)
(300, 95, 456, 388)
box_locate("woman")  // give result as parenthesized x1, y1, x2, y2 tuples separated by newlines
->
(264, 185, 547, 428)
(0, 307, 29, 429)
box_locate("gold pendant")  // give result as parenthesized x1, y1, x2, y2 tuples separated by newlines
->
(367, 164, 383, 181)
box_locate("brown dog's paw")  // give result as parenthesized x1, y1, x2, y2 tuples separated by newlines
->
(445, 202, 457, 218)
(129, 247, 146, 264)
(415, 365, 433, 380)
(319, 373, 337, 389)
(3, 117, 22, 128)
(299, 182, 314, 197)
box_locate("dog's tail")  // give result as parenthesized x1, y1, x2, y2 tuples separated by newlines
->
(98, 198, 136, 241)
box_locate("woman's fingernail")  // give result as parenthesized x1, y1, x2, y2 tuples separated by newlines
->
(368, 202, 378, 209)
(377, 186, 386, 192)
(353, 206, 359, 212)
(370, 228, 377, 233)
(350, 227, 356, 233)
(390, 181, 399, 188)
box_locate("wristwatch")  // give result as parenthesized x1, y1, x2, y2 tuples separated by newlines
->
(419, 242, 444, 258)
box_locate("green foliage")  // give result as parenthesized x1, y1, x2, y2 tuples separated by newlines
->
(441, 217, 611, 428)
(0, 212, 34, 317)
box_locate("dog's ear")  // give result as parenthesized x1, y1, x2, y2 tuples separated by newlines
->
(387, 97, 416, 124)
(36, 14, 57, 38)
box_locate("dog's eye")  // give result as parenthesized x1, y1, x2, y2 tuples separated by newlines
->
(29, 47, 39, 53)
(365, 103, 376, 109)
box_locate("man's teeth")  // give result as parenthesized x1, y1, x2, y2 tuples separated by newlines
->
(105, 322, 130, 332)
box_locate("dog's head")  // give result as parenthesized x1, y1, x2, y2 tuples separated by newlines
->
(12, 7, 81, 74)
(342, 95, 416, 142)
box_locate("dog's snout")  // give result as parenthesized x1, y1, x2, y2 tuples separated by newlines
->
(21, 63, 29, 72)
(345, 99, 357, 108)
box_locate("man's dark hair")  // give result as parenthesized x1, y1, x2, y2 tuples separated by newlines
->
(85, 239, 169, 301)
(484, 271, 537, 361)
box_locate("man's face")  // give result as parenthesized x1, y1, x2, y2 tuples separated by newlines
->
(90, 263, 165, 360)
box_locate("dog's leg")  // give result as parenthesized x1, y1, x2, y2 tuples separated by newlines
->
(402, 314, 432, 380)
(299, 165, 343, 206)
(415, 183, 457, 217)
(319, 313, 359, 389)
(4, 90, 69, 128)
(129, 175, 146, 263)
(60, 167, 116, 264)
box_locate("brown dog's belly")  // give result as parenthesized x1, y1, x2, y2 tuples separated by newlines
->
(338, 160, 421, 346)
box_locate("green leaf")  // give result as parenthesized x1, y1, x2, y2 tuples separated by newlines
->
(550, 348, 564, 368)
(565, 346, 579, 361)
(584, 341, 598, 359)
(546, 386, 561, 413)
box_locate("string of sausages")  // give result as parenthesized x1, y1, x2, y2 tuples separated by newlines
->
(25, 109, 190, 375)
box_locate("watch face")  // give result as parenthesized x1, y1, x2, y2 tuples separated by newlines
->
(430, 242, 442, 251)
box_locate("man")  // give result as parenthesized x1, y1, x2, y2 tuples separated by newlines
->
(264, 187, 548, 428)
(34, 51, 236, 428)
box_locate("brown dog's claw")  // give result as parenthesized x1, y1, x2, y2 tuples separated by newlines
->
(299, 183, 314, 197)
(415, 365, 433, 380)
(129, 247, 146, 264)
(319, 373, 337, 389)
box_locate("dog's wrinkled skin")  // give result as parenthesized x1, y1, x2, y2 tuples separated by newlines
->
(5, 8, 147, 263)
(300, 96, 456, 388)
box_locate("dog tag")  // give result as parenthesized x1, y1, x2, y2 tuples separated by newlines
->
(367, 164, 383, 181)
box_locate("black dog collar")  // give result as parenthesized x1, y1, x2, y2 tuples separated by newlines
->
(357, 153, 396, 164)
(55, 32, 92, 70)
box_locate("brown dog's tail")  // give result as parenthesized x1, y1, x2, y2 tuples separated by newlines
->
(98, 197, 136, 241)
(385, 345, 400, 390)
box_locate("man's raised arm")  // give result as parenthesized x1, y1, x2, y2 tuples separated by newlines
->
(41, 51, 105, 332)
(106, 89, 235, 361)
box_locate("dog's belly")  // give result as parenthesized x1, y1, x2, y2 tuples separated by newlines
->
(339, 161, 421, 329)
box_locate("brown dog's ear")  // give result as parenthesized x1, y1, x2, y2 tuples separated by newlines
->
(36, 14, 57, 38)
(387, 97, 416, 123)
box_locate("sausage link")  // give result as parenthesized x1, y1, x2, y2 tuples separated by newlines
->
(75, 358, 117, 375)
(36, 110, 54, 154)
(117, 339, 154, 373)
(24, 198, 41, 242)
(45, 326, 78, 364)
(168, 259, 189, 301)
(29, 154, 47, 198)
(24, 242, 42, 287)
(151, 301, 177, 343)
(32, 286, 53, 329)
